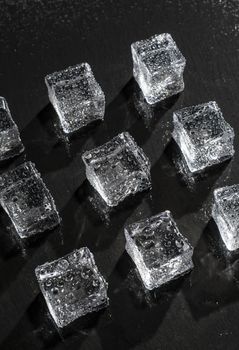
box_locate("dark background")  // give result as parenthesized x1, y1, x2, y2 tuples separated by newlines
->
(0, 0, 239, 349)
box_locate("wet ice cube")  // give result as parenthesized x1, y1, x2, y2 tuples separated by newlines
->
(0, 97, 24, 161)
(125, 210, 193, 289)
(131, 33, 186, 104)
(45, 63, 105, 133)
(212, 185, 239, 251)
(172, 101, 234, 173)
(0, 161, 60, 238)
(82, 132, 151, 207)
(35, 247, 109, 328)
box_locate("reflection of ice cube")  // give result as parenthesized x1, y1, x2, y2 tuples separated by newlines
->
(169, 140, 201, 190)
(131, 33, 186, 104)
(87, 187, 113, 225)
(0, 97, 24, 161)
(82, 132, 151, 207)
(172, 101, 234, 173)
(125, 210, 193, 289)
(133, 85, 156, 122)
(45, 63, 105, 134)
(212, 185, 239, 251)
(0, 161, 60, 238)
(35, 247, 109, 328)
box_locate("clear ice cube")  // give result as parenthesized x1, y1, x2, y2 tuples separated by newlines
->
(0, 161, 60, 238)
(0, 97, 24, 161)
(131, 33, 186, 104)
(125, 210, 194, 290)
(212, 185, 239, 251)
(35, 247, 109, 328)
(45, 63, 105, 134)
(82, 132, 151, 207)
(172, 101, 234, 173)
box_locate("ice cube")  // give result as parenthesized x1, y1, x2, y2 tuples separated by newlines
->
(82, 132, 151, 207)
(35, 247, 109, 328)
(0, 97, 24, 160)
(0, 161, 60, 238)
(45, 63, 105, 134)
(125, 210, 193, 289)
(212, 185, 239, 251)
(172, 101, 234, 173)
(131, 33, 186, 104)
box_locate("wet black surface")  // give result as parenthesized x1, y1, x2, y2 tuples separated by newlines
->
(1, 1, 239, 349)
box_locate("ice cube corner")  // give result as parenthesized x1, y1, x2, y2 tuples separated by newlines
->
(0, 96, 24, 161)
(212, 185, 239, 251)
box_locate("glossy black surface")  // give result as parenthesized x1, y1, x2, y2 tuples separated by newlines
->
(1, 1, 239, 349)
